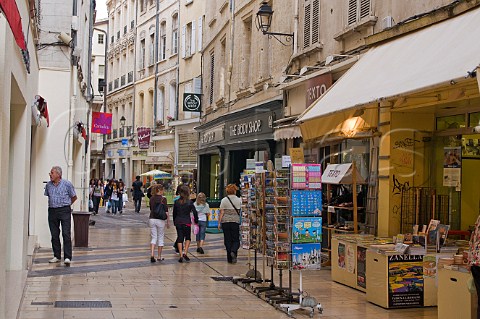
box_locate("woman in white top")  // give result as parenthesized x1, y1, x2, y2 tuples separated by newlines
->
(193, 192, 210, 254)
(218, 184, 241, 263)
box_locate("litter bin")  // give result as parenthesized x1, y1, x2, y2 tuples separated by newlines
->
(72, 211, 91, 247)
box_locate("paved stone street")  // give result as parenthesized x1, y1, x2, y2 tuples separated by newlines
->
(17, 203, 438, 318)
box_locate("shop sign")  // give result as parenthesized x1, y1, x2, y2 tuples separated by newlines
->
(183, 93, 202, 112)
(227, 112, 274, 140)
(388, 254, 424, 308)
(137, 127, 151, 150)
(199, 124, 224, 148)
(306, 73, 332, 108)
(289, 148, 304, 164)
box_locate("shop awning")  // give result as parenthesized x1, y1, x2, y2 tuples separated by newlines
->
(298, 7, 480, 141)
(274, 125, 302, 141)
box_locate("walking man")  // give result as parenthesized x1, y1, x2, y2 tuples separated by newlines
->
(44, 166, 77, 265)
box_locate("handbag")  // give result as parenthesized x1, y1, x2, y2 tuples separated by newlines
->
(226, 196, 240, 215)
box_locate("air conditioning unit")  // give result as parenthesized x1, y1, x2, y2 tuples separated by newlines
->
(382, 16, 394, 30)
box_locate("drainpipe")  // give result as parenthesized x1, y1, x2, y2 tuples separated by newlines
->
(293, 0, 299, 55)
(153, 0, 159, 122)
(227, 0, 235, 111)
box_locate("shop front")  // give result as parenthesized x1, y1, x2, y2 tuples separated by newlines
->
(196, 100, 283, 199)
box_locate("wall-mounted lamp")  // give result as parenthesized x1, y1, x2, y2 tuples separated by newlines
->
(325, 54, 357, 66)
(256, 2, 294, 47)
(120, 116, 126, 127)
(299, 66, 329, 76)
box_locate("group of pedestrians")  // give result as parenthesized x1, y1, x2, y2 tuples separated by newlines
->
(88, 178, 127, 215)
(44, 165, 242, 267)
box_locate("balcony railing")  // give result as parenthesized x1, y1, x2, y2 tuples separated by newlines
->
(114, 78, 119, 89)
(128, 71, 133, 83)
(121, 75, 126, 86)
(119, 127, 125, 138)
(112, 129, 117, 139)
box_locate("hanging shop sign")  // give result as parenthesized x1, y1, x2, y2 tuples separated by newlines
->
(227, 112, 274, 141)
(388, 254, 424, 308)
(199, 124, 225, 148)
(306, 73, 333, 108)
(92, 112, 112, 134)
(183, 93, 202, 112)
(137, 127, 151, 149)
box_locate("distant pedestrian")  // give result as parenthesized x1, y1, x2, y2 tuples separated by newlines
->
(104, 179, 114, 213)
(218, 184, 241, 263)
(194, 192, 210, 254)
(173, 185, 198, 263)
(117, 181, 125, 214)
(91, 179, 103, 215)
(44, 166, 77, 265)
(131, 176, 143, 213)
(111, 182, 120, 215)
(149, 184, 169, 262)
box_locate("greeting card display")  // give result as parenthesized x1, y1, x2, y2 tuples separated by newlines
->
(291, 164, 322, 189)
(291, 190, 322, 216)
(292, 217, 322, 244)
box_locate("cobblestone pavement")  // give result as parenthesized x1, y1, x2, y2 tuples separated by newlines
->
(17, 202, 438, 318)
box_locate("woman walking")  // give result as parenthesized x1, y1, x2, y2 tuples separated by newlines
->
(117, 181, 125, 214)
(103, 179, 114, 214)
(110, 182, 120, 215)
(149, 184, 169, 262)
(91, 180, 103, 215)
(218, 184, 241, 263)
(194, 192, 210, 254)
(173, 185, 198, 263)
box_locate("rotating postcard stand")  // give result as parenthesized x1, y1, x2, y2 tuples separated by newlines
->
(278, 164, 323, 317)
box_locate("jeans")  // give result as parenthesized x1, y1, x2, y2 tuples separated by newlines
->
(92, 195, 101, 213)
(134, 198, 142, 212)
(48, 206, 72, 260)
(471, 265, 480, 319)
(196, 220, 207, 241)
(221, 222, 240, 262)
(111, 199, 119, 214)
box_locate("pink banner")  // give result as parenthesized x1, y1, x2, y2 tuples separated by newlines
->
(137, 127, 151, 149)
(91, 112, 112, 134)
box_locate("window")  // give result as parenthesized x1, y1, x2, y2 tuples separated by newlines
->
(149, 33, 155, 65)
(160, 21, 167, 60)
(98, 33, 104, 44)
(303, 0, 319, 48)
(172, 14, 178, 54)
(169, 82, 177, 119)
(348, 0, 371, 25)
(140, 39, 146, 69)
(98, 65, 105, 78)
(469, 112, 480, 127)
(209, 52, 214, 105)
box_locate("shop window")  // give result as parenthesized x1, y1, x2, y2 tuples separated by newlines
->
(469, 112, 480, 127)
(436, 114, 466, 131)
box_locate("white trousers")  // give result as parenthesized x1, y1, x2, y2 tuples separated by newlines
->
(149, 218, 166, 246)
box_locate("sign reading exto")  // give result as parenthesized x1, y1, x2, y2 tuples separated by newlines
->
(183, 93, 201, 112)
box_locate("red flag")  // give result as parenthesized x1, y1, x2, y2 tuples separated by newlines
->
(81, 127, 87, 140)
(0, 0, 27, 50)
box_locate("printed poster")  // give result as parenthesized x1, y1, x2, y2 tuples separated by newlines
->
(423, 255, 436, 278)
(292, 217, 322, 244)
(292, 243, 321, 270)
(357, 246, 367, 288)
(338, 242, 346, 269)
(346, 244, 355, 274)
(443, 146, 461, 187)
(208, 208, 220, 228)
(388, 255, 424, 308)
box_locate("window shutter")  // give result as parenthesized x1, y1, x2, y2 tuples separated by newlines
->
(303, 3, 311, 49)
(311, 0, 319, 44)
(347, 0, 357, 25)
(191, 20, 196, 54)
(197, 17, 203, 51)
(359, 0, 370, 19)
(181, 24, 186, 58)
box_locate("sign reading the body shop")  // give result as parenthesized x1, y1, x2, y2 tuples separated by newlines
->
(227, 112, 274, 140)
(183, 93, 201, 112)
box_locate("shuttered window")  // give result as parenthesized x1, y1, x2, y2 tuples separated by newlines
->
(303, 0, 319, 49)
(209, 52, 215, 105)
(348, 0, 370, 25)
(178, 133, 198, 164)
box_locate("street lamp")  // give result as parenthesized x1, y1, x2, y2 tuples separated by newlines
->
(256, 2, 293, 47)
(120, 115, 126, 127)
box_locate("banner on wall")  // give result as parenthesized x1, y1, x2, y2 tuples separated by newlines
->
(91, 112, 112, 134)
(137, 127, 151, 149)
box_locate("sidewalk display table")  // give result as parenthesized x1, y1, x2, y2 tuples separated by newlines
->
(438, 267, 477, 319)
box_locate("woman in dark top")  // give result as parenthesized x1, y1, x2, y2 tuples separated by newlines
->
(173, 185, 198, 263)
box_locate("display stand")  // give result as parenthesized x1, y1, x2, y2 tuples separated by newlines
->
(321, 162, 366, 266)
